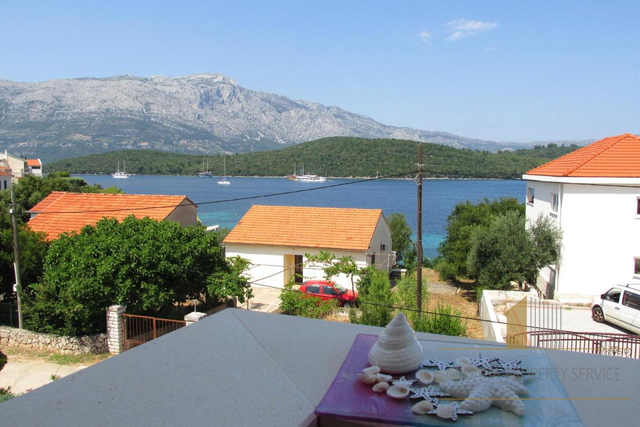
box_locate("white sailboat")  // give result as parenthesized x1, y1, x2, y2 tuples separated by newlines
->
(112, 160, 130, 178)
(199, 157, 213, 178)
(217, 158, 230, 185)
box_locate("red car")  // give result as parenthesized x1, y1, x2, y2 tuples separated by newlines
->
(299, 280, 359, 307)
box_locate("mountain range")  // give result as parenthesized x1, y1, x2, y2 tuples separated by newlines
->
(0, 74, 591, 162)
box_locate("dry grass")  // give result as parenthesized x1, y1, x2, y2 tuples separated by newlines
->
(3, 346, 110, 366)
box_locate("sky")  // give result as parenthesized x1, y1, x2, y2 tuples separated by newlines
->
(1, 0, 639, 143)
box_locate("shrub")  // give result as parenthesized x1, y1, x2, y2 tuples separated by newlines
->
(413, 303, 467, 337)
(434, 260, 457, 281)
(279, 283, 338, 319)
(0, 350, 15, 403)
(349, 269, 394, 327)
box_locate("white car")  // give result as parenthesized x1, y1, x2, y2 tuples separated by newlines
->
(591, 283, 640, 334)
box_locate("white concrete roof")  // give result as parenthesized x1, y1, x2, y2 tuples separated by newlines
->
(1, 309, 639, 426)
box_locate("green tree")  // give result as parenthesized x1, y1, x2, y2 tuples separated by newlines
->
(437, 197, 524, 279)
(349, 268, 394, 326)
(388, 213, 412, 263)
(24, 216, 250, 336)
(466, 212, 561, 289)
(305, 251, 360, 295)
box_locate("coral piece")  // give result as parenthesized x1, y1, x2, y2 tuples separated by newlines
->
(423, 359, 454, 370)
(386, 385, 410, 399)
(411, 400, 434, 415)
(368, 313, 423, 374)
(427, 403, 473, 421)
(439, 378, 529, 416)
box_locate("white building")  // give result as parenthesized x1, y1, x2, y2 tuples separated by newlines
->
(26, 158, 43, 176)
(523, 133, 640, 299)
(223, 205, 393, 290)
(0, 150, 27, 179)
(0, 166, 11, 190)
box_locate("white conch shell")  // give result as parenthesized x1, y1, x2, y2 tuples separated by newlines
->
(368, 312, 423, 374)
(462, 365, 481, 379)
(386, 385, 410, 399)
(415, 369, 434, 385)
(376, 373, 392, 383)
(411, 400, 434, 415)
(372, 382, 390, 392)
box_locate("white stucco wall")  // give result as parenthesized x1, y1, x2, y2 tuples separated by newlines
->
(225, 243, 369, 289)
(526, 178, 640, 298)
(367, 216, 394, 272)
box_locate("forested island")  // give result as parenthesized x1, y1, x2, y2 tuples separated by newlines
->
(46, 137, 580, 179)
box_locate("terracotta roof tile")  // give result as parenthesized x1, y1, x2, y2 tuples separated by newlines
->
(527, 133, 640, 177)
(26, 159, 41, 167)
(28, 191, 194, 240)
(223, 205, 383, 251)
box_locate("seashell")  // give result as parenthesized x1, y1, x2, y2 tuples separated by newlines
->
(362, 365, 381, 375)
(376, 373, 393, 383)
(415, 369, 434, 385)
(411, 400, 434, 415)
(356, 373, 378, 384)
(372, 382, 390, 392)
(455, 357, 471, 366)
(435, 405, 456, 419)
(445, 368, 462, 381)
(368, 312, 423, 374)
(462, 365, 481, 379)
(386, 385, 410, 399)
(433, 370, 449, 383)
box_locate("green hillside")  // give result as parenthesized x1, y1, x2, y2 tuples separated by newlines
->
(46, 137, 580, 179)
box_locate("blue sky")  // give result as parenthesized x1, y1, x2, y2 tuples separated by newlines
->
(2, 0, 639, 143)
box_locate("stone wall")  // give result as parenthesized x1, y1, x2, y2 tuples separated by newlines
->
(0, 326, 107, 355)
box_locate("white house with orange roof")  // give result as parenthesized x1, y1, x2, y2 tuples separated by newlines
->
(26, 158, 43, 176)
(523, 133, 640, 299)
(0, 166, 11, 190)
(223, 205, 393, 290)
(28, 191, 198, 240)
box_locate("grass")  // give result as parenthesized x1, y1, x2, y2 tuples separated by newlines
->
(3, 347, 110, 366)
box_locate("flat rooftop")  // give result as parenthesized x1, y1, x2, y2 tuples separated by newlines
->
(0, 309, 638, 426)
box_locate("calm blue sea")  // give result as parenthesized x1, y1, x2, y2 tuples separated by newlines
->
(75, 175, 525, 259)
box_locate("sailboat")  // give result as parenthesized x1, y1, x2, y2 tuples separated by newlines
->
(291, 163, 326, 182)
(199, 157, 213, 178)
(112, 160, 130, 178)
(217, 158, 230, 185)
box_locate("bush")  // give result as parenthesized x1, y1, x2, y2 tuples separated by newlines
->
(279, 283, 338, 319)
(349, 269, 394, 327)
(0, 350, 15, 403)
(413, 303, 467, 337)
(434, 260, 457, 281)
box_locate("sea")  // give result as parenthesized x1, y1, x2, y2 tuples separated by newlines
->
(75, 175, 526, 259)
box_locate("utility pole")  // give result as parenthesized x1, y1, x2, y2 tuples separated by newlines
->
(9, 185, 23, 329)
(416, 144, 423, 313)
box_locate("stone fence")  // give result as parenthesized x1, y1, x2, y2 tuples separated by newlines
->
(0, 326, 108, 355)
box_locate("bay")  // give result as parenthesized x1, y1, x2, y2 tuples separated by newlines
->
(75, 175, 525, 259)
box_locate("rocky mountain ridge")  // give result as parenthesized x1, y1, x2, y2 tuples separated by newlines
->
(0, 73, 586, 162)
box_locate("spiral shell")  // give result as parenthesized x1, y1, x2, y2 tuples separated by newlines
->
(367, 313, 423, 374)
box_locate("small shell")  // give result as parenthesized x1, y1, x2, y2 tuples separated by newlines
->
(376, 373, 393, 383)
(445, 368, 462, 381)
(455, 357, 470, 366)
(435, 405, 456, 419)
(462, 365, 481, 379)
(372, 382, 390, 392)
(433, 370, 449, 383)
(356, 373, 378, 384)
(411, 400, 434, 415)
(386, 385, 410, 399)
(415, 369, 434, 385)
(362, 365, 381, 375)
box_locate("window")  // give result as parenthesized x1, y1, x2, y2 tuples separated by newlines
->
(604, 289, 621, 303)
(637, 198, 640, 215)
(306, 285, 320, 294)
(550, 194, 558, 211)
(527, 187, 535, 204)
(622, 291, 640, 310)
(635, 258, 640, 275)
(368, 254, 376, 265)
(323, 285, 339, 295)
(380, 243, 387, 251)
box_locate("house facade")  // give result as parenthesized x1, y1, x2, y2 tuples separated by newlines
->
(0, 150, 26, 179)
(0, 167, 11, 190)
(523, 133, 640, 299)
(28, 191, 198, 240)
(26, 158, 43, 176)
(223, 205, 393, 290)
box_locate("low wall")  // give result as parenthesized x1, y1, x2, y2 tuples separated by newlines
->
(479, 289, 538, 343)
(0, 326, 108, 355)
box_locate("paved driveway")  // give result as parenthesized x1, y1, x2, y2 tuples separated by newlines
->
(560, 306, 635, 334)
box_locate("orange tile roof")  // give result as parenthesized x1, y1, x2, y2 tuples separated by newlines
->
(223, 205, 384, 251)
(26, 159, 41, 167)
(527, 133, 640, 177)
(28, 191, 194, 240)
